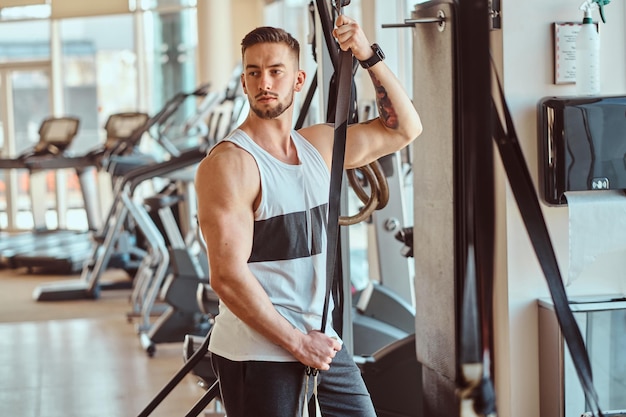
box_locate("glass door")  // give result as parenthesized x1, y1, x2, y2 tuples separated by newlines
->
(0, 61, 52, 231)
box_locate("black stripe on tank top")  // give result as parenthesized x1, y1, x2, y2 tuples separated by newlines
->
(249, 203, 328, 263)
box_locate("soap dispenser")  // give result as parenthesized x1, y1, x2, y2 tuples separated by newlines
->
(575, 0, 610, 95)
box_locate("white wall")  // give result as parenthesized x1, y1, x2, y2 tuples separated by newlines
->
(499, 1, 626, 416)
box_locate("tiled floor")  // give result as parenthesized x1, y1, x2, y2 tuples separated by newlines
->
(0, 269, 219, 417)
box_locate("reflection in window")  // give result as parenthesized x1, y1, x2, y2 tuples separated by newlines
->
(59, 14, 137, 154)
(0, 4, 50, 21)
(0, 19, 50, 63)
(142, 7, 197, 155)
(138, 0, 197, 10)
(11, 70, 51, 155)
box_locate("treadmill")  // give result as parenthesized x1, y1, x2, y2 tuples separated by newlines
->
(0, 116, 91, 273)
(1, 113, 151, 274)
(32, 139, 213, 301)
(32, 84, 229, 301)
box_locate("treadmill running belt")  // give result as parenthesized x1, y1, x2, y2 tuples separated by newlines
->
(0, 230, 93, 273)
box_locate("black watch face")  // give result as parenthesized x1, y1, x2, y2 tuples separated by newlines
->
(373, 44, 385, 60)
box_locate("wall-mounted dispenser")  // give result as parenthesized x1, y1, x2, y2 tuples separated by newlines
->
(537, 95, 626, 205)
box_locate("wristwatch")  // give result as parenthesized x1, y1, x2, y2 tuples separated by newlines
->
(359, 43, 385, 69)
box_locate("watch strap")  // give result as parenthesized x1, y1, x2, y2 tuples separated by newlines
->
(359, 43, 385, 69)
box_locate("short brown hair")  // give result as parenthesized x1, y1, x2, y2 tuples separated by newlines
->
(241, 26, 300, 62)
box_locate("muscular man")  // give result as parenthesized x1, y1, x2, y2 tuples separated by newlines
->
(195, 14, 422, 417)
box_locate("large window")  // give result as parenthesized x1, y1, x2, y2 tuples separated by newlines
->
(0, 19, 50, 64)
(137, 6, 197, 158)
(59, 14, 137, 154)
(139, 0, 197, 9)
(0, 65, 52, 231)
(0, 4, 196, 231)
(144, 7, 197, 118)
(0, 17, 52, 230)
(0, 4, 50, 22)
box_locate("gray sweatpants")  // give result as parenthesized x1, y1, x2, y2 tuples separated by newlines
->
(211, 345, 377, 417)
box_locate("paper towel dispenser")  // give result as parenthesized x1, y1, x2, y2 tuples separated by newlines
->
(538, 95, 626, 205)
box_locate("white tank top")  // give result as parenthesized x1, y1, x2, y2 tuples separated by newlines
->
(208, 129, 340, 362)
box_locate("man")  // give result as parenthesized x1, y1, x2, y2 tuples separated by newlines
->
(195, 14, 422, 417)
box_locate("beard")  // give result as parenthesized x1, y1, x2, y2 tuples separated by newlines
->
(250, 92, 294, 120)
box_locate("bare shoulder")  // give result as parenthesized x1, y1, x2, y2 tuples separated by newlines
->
(198, 142, 256, 177)
(297, 123, 333, 143)
(195, 141, 260, 203)
(296, 123, 334, 163)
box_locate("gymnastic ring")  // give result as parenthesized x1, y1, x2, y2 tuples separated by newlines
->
(340, 164, 380, 226)
(370, 159, 389, 210)
(346, 166, 370, 204)
(345, 160, 389, 210)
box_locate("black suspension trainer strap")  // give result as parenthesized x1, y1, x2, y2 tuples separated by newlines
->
(295, 73, 318, 130)
(319, 0, 353, 335)
(491, 62, 604, 417)
(320, 50, 352, 333)
(304, 3, 353, 416)
(457, 1, 497, 414)
(459, 144, 497, 417)
(295, 2, 320, 131)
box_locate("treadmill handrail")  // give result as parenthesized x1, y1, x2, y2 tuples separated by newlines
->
(24, 154, 96, 171)
(147, 83, 213, 158)
(123, 145, 210, 193)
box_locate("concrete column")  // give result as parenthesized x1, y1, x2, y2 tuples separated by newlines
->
(231, 0, 266, 62)
(412, 2, 461, 416)
(197, 0, 234, 92)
